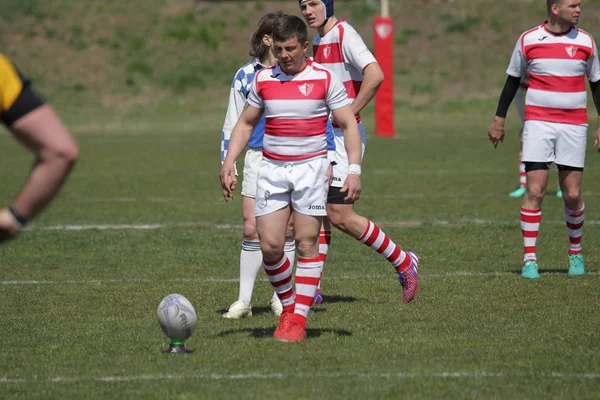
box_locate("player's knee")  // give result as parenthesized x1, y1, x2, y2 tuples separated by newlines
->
(526, 185, 545, 203)
(327, 206, 351, 231)
(45, 139, 79, 167)
(285, 226, 295, 242)
(243, 219, 258, 241)
(294, 237, 319, 258)
(561, 187, 581, 205)
(63, 140, 80, 164)
(260, 238, 285, 259)
(284, 219, 295, 241)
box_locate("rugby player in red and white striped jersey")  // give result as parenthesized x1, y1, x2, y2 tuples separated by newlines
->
(299, 0, 420, 304)
(220, 15, 362, 342)
(489, 0, 600, 278)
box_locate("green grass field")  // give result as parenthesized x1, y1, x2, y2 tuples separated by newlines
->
(1, 0, 600, 397)
(1, 109, 599, 399)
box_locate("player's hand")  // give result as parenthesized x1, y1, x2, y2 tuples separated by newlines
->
(327, 163, 334, 186)
(488, 117, 506, 148)
(219, 162, 237, 201)
(0, 208, 21, 244)
(340, 174, 361, 202)
(594, 127, 600, 153)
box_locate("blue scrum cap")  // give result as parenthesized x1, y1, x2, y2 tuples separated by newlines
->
(298, 0, 334, 19)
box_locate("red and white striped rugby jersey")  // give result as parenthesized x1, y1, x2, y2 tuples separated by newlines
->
(247, 58, 350, 162)
(520, 70, 530, 89)
(507, 22, 600, 125)
(312, 20, 377, 126)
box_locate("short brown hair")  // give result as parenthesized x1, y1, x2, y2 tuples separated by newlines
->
(272, 15, 308, 44)
(249, 11, 287, 59)
(546, 0, 564, 14)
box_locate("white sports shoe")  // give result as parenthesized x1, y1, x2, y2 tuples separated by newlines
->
(269, 292, 283, 317)
(222, 300, 252, 319)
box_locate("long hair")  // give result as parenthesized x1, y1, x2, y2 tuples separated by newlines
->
(249, 11, 287, 59)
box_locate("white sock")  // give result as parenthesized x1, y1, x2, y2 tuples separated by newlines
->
(238, 240, 262, 304)
(284, 240, 296, 267)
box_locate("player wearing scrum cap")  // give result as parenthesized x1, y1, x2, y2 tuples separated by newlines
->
(298, 0, 420, 304)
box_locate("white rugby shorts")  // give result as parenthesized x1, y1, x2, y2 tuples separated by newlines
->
(240, 148, 262, 198)
(331, 122, 367, 188)
(522, 120, 587, 168)
(254, 157, 329, 217)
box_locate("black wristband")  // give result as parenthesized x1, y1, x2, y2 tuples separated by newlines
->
(9, 205, 29, 226)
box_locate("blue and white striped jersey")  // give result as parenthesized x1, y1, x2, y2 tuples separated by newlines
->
(221, 58, 265, 163)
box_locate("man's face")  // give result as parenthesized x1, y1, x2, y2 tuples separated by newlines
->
(300, 1, 326, 29)
(274, 36, 309, 74)
(554, 0, 581, 25)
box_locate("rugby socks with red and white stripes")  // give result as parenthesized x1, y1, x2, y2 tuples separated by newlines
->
(293, 257, 323, 328)
(316, 229, 331, 290)
(358, 220, 411, 273)
(521, 207, 542, 262)
(565, 204, 585, 255)
(263, 254, 295, 314)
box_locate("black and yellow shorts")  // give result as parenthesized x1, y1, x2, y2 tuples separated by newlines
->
(0, 53, 44, 127)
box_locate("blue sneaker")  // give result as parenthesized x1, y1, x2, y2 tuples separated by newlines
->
(312, 289, 323, 306)
(509, 186, 526, 198)
(556, 188, 563, 198)
(398, 251, 419, 303)
(568, 254, 585, 276)
(521, 259, 540, 279)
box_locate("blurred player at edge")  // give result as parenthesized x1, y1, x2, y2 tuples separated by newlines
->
(488, 0, 600, 278)
(220, 14, 362, 342)
(0, 53, 78, 244)
(299, 0, 420, 303)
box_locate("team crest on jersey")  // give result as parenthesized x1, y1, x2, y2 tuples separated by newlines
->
(375, 22, 393, 40)
(565, 45, 578, 57)
(298, 83, 314, 96)
(323, 45, 332, 60)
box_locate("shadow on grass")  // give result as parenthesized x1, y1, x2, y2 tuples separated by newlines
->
(318, 295, 358, 304)
(217, 295, 358, 316)
(217, 327, 352, 339)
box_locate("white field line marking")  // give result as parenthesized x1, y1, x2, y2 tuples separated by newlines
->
(1, 271, 598, 286)
(0, 370, 599, 384)
(373, 168, 512, 175)
(30, 222, 244, 231)
(27, 217, 600, 232)
(62, 190, 600, 203)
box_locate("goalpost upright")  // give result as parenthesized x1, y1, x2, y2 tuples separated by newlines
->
(374, 0, 394, 137)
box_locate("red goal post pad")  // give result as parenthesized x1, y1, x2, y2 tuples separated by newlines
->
(374, 16, 394, 137)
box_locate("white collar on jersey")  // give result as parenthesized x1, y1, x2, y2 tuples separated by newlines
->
(252, 57, 270, 71)
(274, 58, 313, 77)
